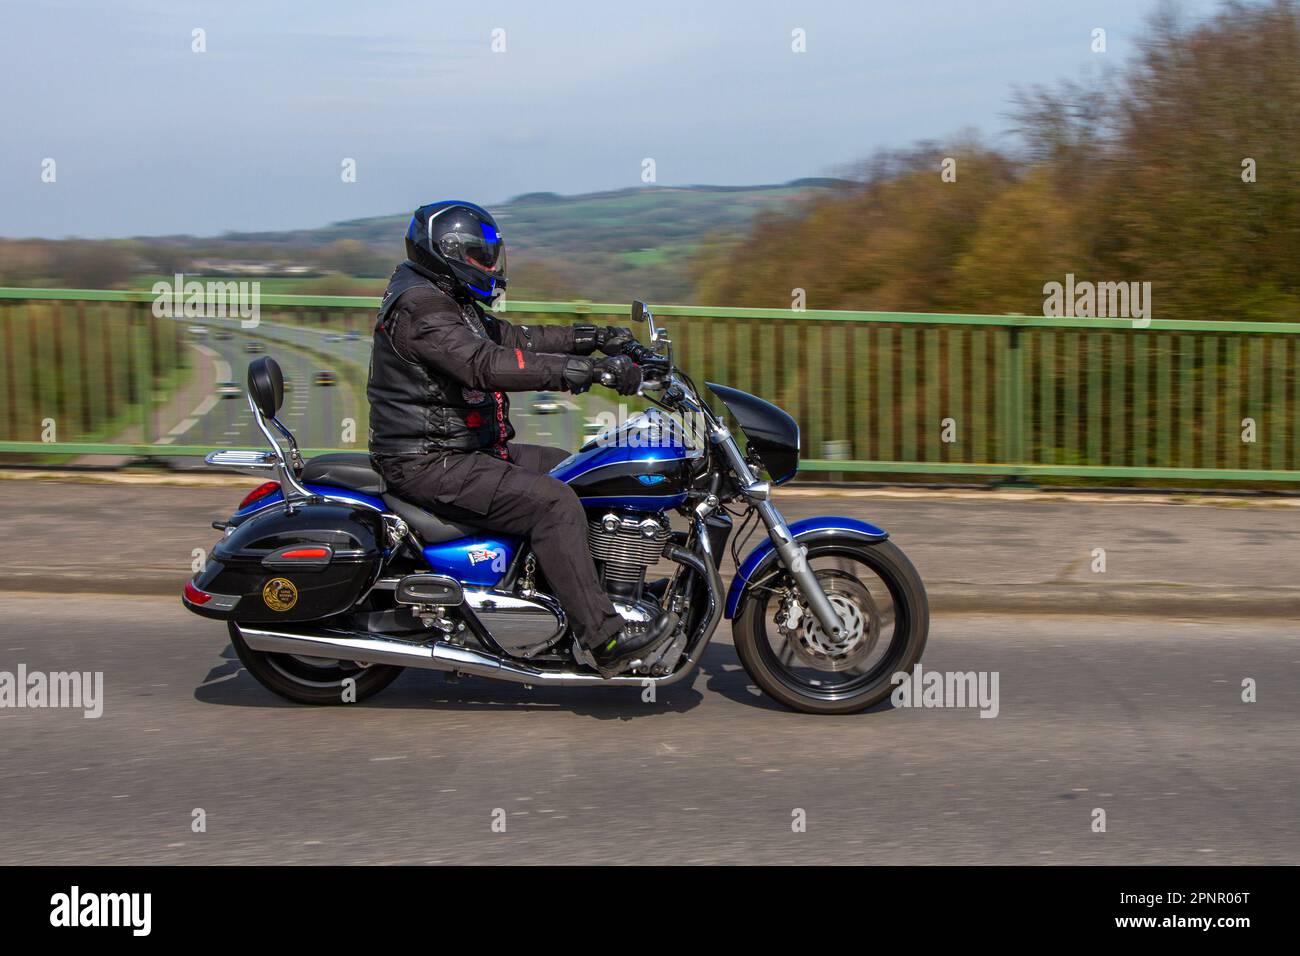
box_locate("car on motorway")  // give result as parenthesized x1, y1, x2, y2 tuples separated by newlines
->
(325, 333, 344, 343)
(216, 381, 242, 399)
(313, 370, 338, 387)
(244, 342, 265, 353)
(214, 329, 233, 340)
(187, 325, 208, 337)
(531, 392, 564, 414)
(346, 330, 362, 342)
(281, 376, 293, 391)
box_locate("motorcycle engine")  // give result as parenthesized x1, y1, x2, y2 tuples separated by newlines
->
(587, 511, 670, 602)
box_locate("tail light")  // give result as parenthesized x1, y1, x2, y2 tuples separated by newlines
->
(238, 481, 280, 510)
(183, 580, 213, 605)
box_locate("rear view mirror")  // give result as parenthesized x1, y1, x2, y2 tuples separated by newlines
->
(633, 299, 661, 343)
(247, 356, 284, 419)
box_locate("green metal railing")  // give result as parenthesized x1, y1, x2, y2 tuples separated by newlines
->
(1, 287, 1298, 485)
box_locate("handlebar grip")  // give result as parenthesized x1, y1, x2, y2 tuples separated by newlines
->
(625, 342, 658, 364)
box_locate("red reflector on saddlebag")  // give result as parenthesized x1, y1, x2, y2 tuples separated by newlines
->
(280, 548, 329, 559)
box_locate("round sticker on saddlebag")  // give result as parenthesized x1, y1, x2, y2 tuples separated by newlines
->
(262, 577, 298, 612)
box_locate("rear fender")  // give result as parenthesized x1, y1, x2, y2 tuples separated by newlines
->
(725, 516, 888, 619)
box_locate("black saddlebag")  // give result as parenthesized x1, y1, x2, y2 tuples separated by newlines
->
(185, 500, 385, 623)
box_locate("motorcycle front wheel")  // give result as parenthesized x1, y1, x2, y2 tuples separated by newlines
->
(228, 622, 405, 705)
(732, 540, 928, 715)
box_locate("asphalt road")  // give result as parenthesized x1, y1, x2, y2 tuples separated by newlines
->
(0, 593, 1294, 864)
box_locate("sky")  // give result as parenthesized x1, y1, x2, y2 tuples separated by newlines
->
(0, 0, 1223, 239)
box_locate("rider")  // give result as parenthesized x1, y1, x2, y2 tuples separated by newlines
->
(367, 201, 678, 676)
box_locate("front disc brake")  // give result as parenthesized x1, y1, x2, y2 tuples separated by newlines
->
(777, 572, 881, 672)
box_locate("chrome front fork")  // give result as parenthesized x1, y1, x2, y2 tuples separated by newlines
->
(710, 424, 846, 640)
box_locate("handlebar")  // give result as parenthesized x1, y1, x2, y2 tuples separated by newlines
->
(624, 341, 662, 365)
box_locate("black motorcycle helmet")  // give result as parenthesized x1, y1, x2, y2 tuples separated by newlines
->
(405, 201, 506, 303)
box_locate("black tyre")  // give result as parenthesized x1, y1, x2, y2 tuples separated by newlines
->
(228, 622, 404, 705)
(732, 539, 928, 715)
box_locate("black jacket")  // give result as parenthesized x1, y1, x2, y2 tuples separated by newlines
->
(367, 261, 581, 457)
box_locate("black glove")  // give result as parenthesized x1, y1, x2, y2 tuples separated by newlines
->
(596, 326, 637, 356)
(572, 325, 637, 356)
(563, 357, 596, 394)
(594, 355, 642, 395)
(562, 355, 642, 395)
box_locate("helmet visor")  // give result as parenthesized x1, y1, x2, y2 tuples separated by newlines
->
(428, 205, 506, 277)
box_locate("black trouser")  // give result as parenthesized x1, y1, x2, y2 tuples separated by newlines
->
(376, 444, 625, 649)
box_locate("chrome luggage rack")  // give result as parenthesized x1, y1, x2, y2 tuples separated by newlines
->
(203, 389, 313, 510)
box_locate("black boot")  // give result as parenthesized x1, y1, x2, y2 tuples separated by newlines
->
(589, 611, 680, 677)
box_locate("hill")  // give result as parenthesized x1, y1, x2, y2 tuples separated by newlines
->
(170, 181, 852, 301)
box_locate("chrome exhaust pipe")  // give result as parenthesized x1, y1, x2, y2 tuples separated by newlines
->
(234, 623, 673, 687)
(237, 624, 447, 669)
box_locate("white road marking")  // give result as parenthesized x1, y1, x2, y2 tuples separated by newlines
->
(166, 347, 226, 440)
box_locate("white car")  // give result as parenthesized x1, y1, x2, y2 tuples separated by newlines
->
(188, 325, 208, 337)
(531, 392, 564, 415)
(216, 381, 241, 399)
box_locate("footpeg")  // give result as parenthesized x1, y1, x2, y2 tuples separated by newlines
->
(394, 574, 463, 607)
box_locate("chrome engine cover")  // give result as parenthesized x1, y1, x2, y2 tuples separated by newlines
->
(464, 588, 566, 659)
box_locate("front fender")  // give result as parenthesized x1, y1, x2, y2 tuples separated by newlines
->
(725, 516, 888, 619)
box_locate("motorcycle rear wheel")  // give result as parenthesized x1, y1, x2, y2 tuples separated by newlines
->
(732, 540, 928, 715)
(228, 622, 405, 705)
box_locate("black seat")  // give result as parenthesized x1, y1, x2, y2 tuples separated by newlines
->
(381, 493, 481, 544)
(301, 453, 481, 544)
(301, 453, 386, 495)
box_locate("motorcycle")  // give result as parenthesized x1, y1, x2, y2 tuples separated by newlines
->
(182, 302, 928, 714)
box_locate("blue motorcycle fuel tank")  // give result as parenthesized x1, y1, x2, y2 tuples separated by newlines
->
(548, 409, 699, 510)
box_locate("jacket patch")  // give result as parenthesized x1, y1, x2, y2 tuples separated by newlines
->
(515, 348, 526, 369)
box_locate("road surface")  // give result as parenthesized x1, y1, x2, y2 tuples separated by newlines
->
(0, 594, 1294, 865)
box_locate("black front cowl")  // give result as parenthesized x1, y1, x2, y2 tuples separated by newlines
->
(185, 500, 385, 623)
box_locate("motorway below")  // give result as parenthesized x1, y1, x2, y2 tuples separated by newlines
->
(163, 317, 611, 455)
(0, 593, 1294, 864)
